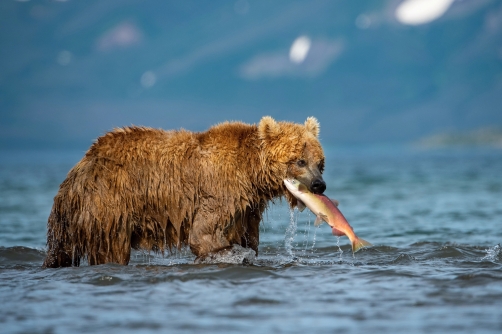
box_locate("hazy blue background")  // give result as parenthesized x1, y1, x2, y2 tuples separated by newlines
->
(1, 0, 501, 149)
(1, 3, 502, 332)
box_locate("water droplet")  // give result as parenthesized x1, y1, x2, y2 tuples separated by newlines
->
(284, 208, 297, 258)
(336, 236, 343, 261)
(311, 226, 318, 254)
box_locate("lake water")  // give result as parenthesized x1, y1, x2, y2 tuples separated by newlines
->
(1, 147, 501, 333)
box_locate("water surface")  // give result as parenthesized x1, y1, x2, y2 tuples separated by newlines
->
(1, 148, 501, 333)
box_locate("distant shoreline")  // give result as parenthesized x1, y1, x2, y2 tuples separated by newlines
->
(414, 127, 502, 149)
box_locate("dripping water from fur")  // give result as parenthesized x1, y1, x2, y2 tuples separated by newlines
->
(284, 208, 298, 258)
(301, 214, 312, 255)
(310, 226, 318, 254)
(336, 236, 343, 261)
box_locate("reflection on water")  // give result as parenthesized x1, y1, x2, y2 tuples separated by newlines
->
(0, 148, 501, 333)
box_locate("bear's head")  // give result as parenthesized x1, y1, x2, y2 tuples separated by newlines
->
(258, 116, 326, 206)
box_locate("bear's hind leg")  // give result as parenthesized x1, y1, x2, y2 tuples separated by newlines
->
(42, 211, 76, 268)
(86, 223, 133, 266)
(87, 248, 131, 266)
(43, 242, 73, 268)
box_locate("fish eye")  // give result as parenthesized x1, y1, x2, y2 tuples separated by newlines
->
(297, 160, 307, 167)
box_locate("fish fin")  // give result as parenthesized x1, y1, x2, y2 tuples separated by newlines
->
(352, 238, 372, 253)
(330, 198, 339, 207)
(297, 200, 306, 212)
(332, 228, 345, 236)
(314, 213, 329, 227)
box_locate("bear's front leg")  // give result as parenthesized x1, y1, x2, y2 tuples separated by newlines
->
(188, 205, 255, 264)
(188, 211, 233, 263)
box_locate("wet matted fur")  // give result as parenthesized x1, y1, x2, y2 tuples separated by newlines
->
(43, 116, 325, 267)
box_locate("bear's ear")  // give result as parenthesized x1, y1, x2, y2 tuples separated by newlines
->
(305, 117, 320, 137)
(258, 116, 280, 140)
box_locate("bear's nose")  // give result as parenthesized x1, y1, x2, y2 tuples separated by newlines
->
(311, 179, 326, 194)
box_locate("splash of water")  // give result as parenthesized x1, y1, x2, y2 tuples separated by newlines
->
(196, 244, 256, 264)
(482, 244, 501, 262)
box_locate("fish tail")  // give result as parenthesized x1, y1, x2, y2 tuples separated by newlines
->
(352, 237, 372, 253)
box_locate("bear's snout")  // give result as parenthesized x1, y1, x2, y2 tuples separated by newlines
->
(310, 179, 326, 194)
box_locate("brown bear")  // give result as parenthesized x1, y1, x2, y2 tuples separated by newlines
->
(43, 116, 326, 267)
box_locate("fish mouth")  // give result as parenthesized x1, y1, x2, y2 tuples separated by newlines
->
(283, 178, 298, 186)
(283, 179, 301, 208)
(283, 178, 298, 193)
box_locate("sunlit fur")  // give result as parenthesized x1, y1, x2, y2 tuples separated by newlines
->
(43, 116, 325, 267)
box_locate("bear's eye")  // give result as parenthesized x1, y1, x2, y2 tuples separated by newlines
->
(296, 160, 307, 167)
(318, 160, 324, 172)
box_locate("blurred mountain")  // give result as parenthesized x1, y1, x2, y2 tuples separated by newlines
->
(1, 0, 501, 149)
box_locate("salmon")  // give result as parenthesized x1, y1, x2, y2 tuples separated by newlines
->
(284, 179, 372, 253)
